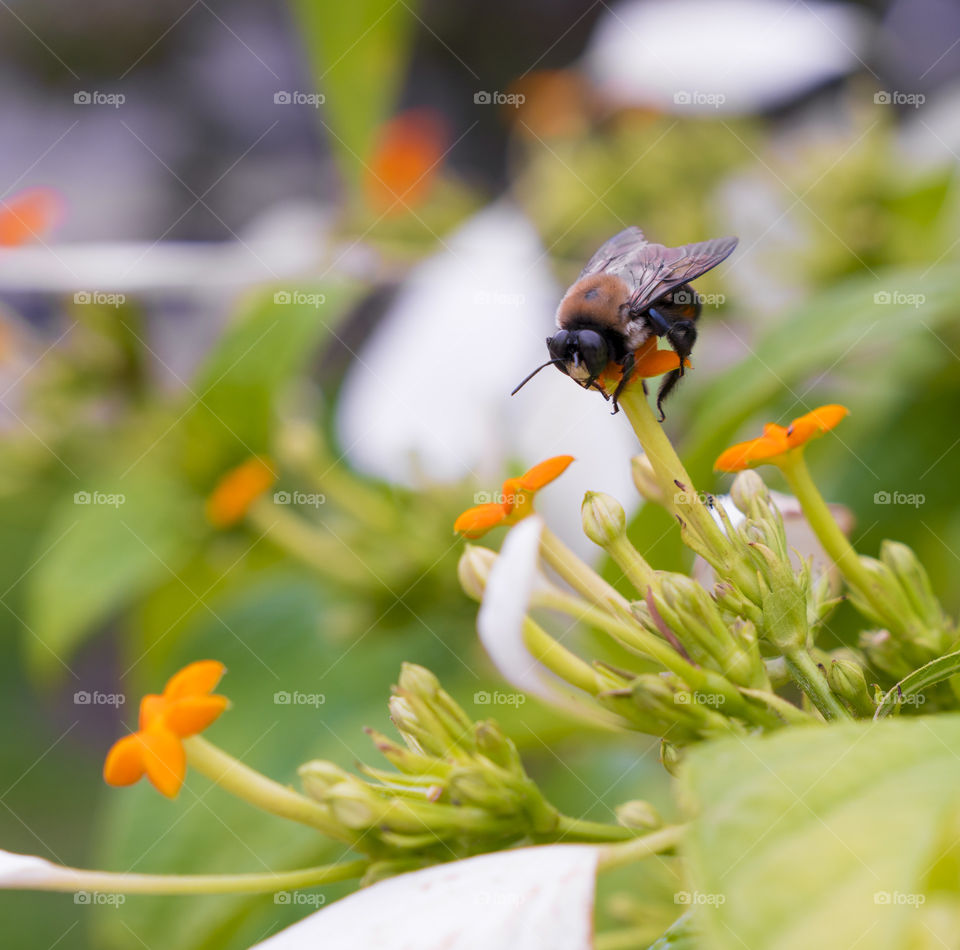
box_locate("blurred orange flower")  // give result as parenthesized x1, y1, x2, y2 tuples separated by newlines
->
(206, 456, 277, 528)
(715, 405, 849, 472)
(365, 108, 448, 215)
(104, 661, 228, 798)
(454, 456, 574, 539)
(0, 188, 63, 246)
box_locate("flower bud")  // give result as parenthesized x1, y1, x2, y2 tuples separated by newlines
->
(827, 658, 875, 716)
(475, 720, 523, 774)
(660, 739, 682, 777)
(398, 663, 440, 700)
(631, 454, 665, 506)
(730, 470, 770, 513)
(858, 629, 913, 679)
(615, 799, 662, 831)
(581, 492, 626, 547)
(880, 540, 949, 637)
(447, 768, 521, 816)
(298, 760, 356, 800)
(325, 781, 383, 829)
(457, 545, 496, 602)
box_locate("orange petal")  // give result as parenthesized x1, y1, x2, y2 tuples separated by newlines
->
(205, 457, 277, 528)
(140, 725, 187, 799)
(103, 734, 145, 787)
(139, 694, 166, 730)
(164, 660, 227, 701)
(632, 349, 689, 379)
(455, 503, 510, 539)
(787, 404, 849, 447)
(164, 695, 229, 737)
(518, 456, 575, 491)
(0, 188, 64, 247)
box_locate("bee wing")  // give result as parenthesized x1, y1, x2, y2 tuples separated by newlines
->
(623, 236, 738, 312)
(578, 226, 648, 278)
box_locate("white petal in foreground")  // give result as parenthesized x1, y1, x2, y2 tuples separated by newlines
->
(586, 0, 870, 115)
(0, 849, 83, 889)
(252, 844, 600, 950)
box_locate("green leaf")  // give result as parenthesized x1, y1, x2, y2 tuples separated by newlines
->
(646, 912, 697, 949)
(874, 651, 960, 719)
(288, 0, 419, 187)
(183, 282, 360, 479)
(681, 715, 960, 950)
(25, 467, 199, 677)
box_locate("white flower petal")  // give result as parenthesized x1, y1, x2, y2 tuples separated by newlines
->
(586, 0, 870, 115)
(251, 845, 600, 950)
(0, 849, 83, 889)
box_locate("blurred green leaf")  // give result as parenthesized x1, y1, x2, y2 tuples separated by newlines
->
(25, 467, 200, 678)
(288, 0, 418, 188)
(681, 715, 960, 950)
(875, 651, 960, 719)
(184, 283, 361, 480)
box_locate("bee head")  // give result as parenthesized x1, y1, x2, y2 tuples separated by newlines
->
(511, 328, 610, 398)
(547, 328, 609, 383)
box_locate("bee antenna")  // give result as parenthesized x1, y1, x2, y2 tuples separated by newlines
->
(510, 359, 564, 396)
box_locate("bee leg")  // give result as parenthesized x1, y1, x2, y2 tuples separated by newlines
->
(610, 351, 635, 414)
(657, 320, 698, 419)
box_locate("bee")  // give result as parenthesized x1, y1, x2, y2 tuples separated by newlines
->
(512, 227, 738, 418)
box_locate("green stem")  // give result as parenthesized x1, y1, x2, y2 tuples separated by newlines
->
(738, 686, 818, 726)
(539, 526, 633, 620)
(606, 535, 657, 596)
(783, 648, 851, 721)
(247, 497, 371, 587)
(551, 814, 638, 843)
(11, 859, 368, 896)
(184, 737, 358, 845)
(522, 618, 603, 694)
(598, 824, 685, 871)
(777, 453, 878, 598)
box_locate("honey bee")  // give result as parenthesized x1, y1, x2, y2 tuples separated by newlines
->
(513, 227, 737, 417)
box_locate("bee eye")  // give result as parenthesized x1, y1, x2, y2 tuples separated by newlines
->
(547, 331, 570, 360)
(576, 329, 608, 377)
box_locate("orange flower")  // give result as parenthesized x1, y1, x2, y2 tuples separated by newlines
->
(365, 108, 448, 215)
(454, 456, 574, 539)
(596, 338, 689, 395)
(0, 188, 63, 246)
(714, 405, 849, 472)
(104, 661, 228, 798)
(206, 456, 277, 528)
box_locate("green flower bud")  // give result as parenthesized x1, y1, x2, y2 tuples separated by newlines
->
(858, 629, 913, 679)
(827, 658, 875, 716)
(615, 799, 662, 831)
(581, 491, 626, 547)
(474, 720, 523, 774)
(630, 454, 665, 506)
(364, 728, 448, 776)
(448, 768, 521, 815)
(398, 662, 440, 699)
(298, 760, 355, 800)
(730, 470, 770, 513)
(880, 541, 949, 637)
(457, 545, 496, 602)
(325, 781, 383, 829)
(847, 556, 914, 629)
(660, 739, 682, 777)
